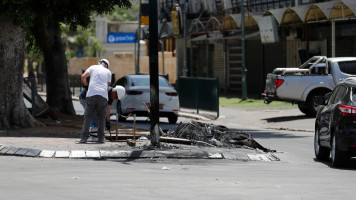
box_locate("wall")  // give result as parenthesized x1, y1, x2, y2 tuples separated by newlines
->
(68, 52, 177, 85)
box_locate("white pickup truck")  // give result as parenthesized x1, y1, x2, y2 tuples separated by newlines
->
(262, 56, 356, 116)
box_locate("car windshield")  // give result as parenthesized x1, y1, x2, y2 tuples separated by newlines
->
(131, 76, 171, 87)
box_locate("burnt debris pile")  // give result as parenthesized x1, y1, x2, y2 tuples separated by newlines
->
(170, 121, 273, 152)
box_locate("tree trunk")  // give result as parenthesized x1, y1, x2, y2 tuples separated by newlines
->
(33, 23, 76, 115)
(0, 16, 39, 128)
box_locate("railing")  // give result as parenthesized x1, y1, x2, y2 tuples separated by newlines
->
(36, 74, 85, 96)
(36, 74, 116, 96)
(177, 76, 220, 118)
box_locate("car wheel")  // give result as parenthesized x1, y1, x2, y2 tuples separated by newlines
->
(298, 102, 309, 115)
(116, 100, 126, 122)
(331, 135, 349, 167)
(314, 127, 330, 161)
(168, 114, 178, 124)
(306, 91, 327, 117)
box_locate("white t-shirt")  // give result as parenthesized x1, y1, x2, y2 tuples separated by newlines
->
(85, 64, 112, 100)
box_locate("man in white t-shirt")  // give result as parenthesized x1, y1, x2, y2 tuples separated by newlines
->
(79, 59, 112, 143)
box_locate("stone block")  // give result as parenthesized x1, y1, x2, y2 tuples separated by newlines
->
(5, 147, 20, 155)
(14, 148, 31, 156)
(55, 151, 70, 158)
(0, 146, 10, 154)
(39, 150, 56, 158)
(85, 151, 100, 158)
(70, 150, 86, 158)
(24, 149, 41, 157)
(0, 145, 6, 152)
(100, 150, 131, 158)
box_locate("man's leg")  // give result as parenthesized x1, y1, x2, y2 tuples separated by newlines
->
(79, 97, 96, 143)
(95, 96, 108, 143)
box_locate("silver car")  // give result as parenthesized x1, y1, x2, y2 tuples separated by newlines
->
(110, 74, 180, 123)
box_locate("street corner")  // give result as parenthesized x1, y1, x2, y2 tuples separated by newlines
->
(0, 142, 279, 162)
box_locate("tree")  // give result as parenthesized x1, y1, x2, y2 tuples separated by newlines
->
(107, 1, 140, 22)
(0, 0, 131, 127)
(0, 15, 39, 128)
(29, 0, 132, 115)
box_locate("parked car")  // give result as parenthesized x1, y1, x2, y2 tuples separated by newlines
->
(314, 77, 356, 167)
(110, 74, 180, 124)
(263, 56, 356, 116)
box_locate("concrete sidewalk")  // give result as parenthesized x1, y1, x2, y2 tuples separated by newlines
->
(0, 135, 278, 161)
(0, 107, 278, 162)
(1, 94, 310, 162)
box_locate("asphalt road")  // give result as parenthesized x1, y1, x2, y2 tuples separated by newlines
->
(2, 104, 356, 199)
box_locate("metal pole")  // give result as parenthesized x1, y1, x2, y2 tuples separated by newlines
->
(160, 39, 165, 74)
(190, 41, 193, 77)
(241, 0, 248, 100)
(332, 21, 335, 57)
(206, 39, 209, 78)
(149, 0, 160, 147)
(183, 0, 188, 76)
(30, 75, 36, 117)
(136, 0, 142, 74)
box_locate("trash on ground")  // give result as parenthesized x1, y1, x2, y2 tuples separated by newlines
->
(168, 121, 275, 152)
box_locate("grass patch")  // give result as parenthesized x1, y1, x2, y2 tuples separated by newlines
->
(219, 97, 296, 110)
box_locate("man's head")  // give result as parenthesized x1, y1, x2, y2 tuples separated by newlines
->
(99, 59, 110, 69)
(110, 85, 126, 100)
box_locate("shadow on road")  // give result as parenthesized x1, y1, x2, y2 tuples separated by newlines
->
(229, 128, 310, 139)
(262, 115, 314, 123)
(313, 158, 356, 170)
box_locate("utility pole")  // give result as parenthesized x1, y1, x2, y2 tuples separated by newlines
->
(136, 0, 142, 74)
(241, 0, 248, 100)
(149, 0, 160, 147)
(183, 0, 188, 76)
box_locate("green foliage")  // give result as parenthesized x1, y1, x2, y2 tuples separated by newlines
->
(61, 24, 103, 59)
(107, 0, 140, 22)
(1, 0, 132, 61)
(1, 0, 132, 50)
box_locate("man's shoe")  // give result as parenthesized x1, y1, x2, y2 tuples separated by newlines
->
(98, 138, 105, 144)
(79, 136, 89, 143)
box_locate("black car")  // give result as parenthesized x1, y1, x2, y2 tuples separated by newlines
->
(314, 78, 356, 167)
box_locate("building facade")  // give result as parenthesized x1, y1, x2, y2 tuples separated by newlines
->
(158, 0, 356, 96)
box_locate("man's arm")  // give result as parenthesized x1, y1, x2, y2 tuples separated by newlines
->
(81, 71, 90, 86)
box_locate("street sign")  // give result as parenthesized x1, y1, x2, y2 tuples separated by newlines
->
(107, 33, 136, 43)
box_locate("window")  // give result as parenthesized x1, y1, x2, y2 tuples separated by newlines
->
(130, 77, 171, 87)
(216, 0, 222, 10)
(338, 61, 356, 75)
(351, 88, 356, 103)
(329, 85, 347, 105)
(115, 77, 127, 87)
(328, 86, 340, 105)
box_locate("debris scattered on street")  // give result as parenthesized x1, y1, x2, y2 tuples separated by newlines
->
(169, 121, 275, 152)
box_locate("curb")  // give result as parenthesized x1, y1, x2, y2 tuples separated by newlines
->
(0, 144, 279, 161)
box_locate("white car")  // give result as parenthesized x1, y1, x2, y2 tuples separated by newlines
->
(110, 74, 180, 123)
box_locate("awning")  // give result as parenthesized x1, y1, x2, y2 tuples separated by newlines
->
(189, 18, 206, 34)
(205, 16, 222, 32)
(263, 8, 287, 25)
(281, 4, 310, 24)
(331, 0, 356, 19)
(305, 1, 338, 22)
(191, 31, 260, 41)
(221, 13, 261, 31)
